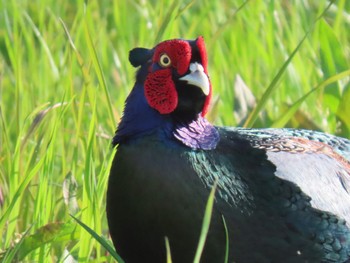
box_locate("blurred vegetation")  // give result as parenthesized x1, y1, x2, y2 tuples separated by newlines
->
(0, 0, 349, 262)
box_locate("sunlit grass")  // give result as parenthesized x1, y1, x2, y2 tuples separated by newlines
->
(1, 0, 350, 262)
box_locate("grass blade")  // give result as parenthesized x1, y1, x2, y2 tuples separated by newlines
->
(0, 226, 32, 263)
(271, 69, 350, 128)
(0, 223, 77, 261)
(243, 1, 336, 128)
(71, 215, 124, 263)
(193, 182, 217, 263)
(23, 11, 59, 80)
(154, 0, 181, 43)
(83, 15, 116, 128)
(222, 215, 229, 263)
(165, 237, 173, 263)
(208, 0, 250, 49)
(0, 156, 46, 230)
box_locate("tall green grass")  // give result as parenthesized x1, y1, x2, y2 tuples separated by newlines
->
(1, 0, 350, 262)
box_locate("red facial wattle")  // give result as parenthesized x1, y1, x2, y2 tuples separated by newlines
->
(144, 70, 178, 114)
(196, 36, 211, 117)
(196, 36, 208, 74)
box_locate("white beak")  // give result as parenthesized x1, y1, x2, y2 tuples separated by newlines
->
(179, 62, 210, 96)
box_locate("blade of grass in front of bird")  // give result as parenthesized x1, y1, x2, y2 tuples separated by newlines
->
(71, 215, 124, 263)
(243, 1, 336, 128)
(222, 215, 229, 263)
(193, 181, 218, 263)
(271, 69, 350, 128)
(165, 237, 173, 263)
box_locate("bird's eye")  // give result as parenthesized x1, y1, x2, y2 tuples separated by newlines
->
(159, 53, 171, 67)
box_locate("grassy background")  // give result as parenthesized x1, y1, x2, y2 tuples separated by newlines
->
(1, 0, 350, 262)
